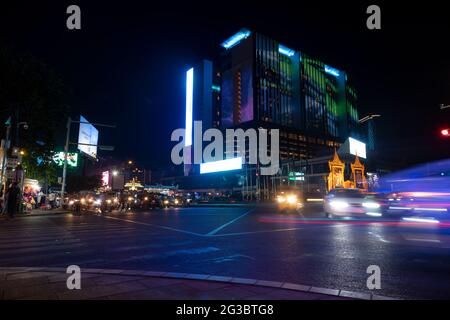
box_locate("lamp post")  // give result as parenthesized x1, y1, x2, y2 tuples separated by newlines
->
(359, 114, 381, 152)
(15, 121, 28, 148)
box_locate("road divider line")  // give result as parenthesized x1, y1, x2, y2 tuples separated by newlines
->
(206, 209, 254, 236)
(103, 215, 205, 237)
(210, 224, 341, 237)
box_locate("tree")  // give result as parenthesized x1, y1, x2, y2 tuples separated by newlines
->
(0, 44, 69, 186)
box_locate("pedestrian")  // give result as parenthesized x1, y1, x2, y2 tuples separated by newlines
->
(6, 182, 20, 219)
(40, 193, 46, 208)
(48, 192, 56, 209)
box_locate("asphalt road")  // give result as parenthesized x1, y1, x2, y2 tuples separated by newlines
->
(1, 204, 450, 299)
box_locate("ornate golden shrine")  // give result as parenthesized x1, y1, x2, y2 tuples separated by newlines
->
(327, 150, 345, 191)
(351, 155, 367, 190)
(327, 150, 367, 191)
(124, 177, 144, 191)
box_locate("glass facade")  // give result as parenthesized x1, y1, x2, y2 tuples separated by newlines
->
(254, 33, 300, 128)
(215, 29, 360, 160)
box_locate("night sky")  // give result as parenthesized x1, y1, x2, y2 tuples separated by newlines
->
(1, 1, 449, 168)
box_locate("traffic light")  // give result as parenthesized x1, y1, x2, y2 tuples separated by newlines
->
(441, 129, 450, 137)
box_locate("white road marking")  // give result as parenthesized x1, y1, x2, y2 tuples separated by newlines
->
(211, 224, 341, 237)
(206, 209, 254, 236)
(103, 215, 205, 236)
(103, 210, 343, 238)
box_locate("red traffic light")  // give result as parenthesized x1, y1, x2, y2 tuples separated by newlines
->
(441, 129, 450, 136)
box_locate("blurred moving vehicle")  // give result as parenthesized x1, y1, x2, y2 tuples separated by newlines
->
(382, 191, 450, 222)
(172, 196, 189, 207)
(276, 187, 304, 213)
(375, 159, 450, 222)
(135, 193, 160, 210)
(324, 188, 383, 218)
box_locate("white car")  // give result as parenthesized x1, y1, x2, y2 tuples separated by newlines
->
(324, 188, 382, 218)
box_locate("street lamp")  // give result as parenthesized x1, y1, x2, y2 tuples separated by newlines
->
(358, 114, 381, 124)
(358, 114, 381, 152)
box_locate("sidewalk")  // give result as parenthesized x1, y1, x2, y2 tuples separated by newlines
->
(0, 267, 395, 300)
(0, 208, 71, 219)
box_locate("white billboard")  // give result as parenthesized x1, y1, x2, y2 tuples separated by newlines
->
(200, 157, 243, 174)
(78, 115, 98, 158)
(349, 137, 366, 159)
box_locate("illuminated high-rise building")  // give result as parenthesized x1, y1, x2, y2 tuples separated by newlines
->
(215, 28, 362, 160)
(183, 28, 363, 178)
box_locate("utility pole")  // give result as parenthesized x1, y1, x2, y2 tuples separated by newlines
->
(1, 117, 12, 189)
(61, 117, 72, 199)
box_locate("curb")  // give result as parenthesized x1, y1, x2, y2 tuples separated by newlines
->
(16, 211, 71, 218)
(0, 267, 399, 300)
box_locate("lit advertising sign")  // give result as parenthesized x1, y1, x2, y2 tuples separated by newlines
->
(221, 29, 251, 49)
(349, 137, 366, 159)
(53, 152, 78, 167)
(200, 157, 243, 174)
(278, 44, 295, 57)
(288, 172, 305, 181)
(78, 115, 99, 158)
(102, 171, 109, 187)
(324, 65, 340, 77)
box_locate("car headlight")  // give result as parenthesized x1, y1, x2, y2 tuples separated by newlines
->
(362, 202, 380, 209)
(106, 199, 112, 204)
(164, 200, 169, 204)
(94, 200, 101, 205)
(113, 198, 118, 203)
(174, 199, 179, 204)
(329, 200, 349, 209)
(277, 196, 285, 203)
(69, 200, 74, 205)
(287, 195, 297, 204)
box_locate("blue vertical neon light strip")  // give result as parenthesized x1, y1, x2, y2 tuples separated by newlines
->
(185, 68, 194, 147)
